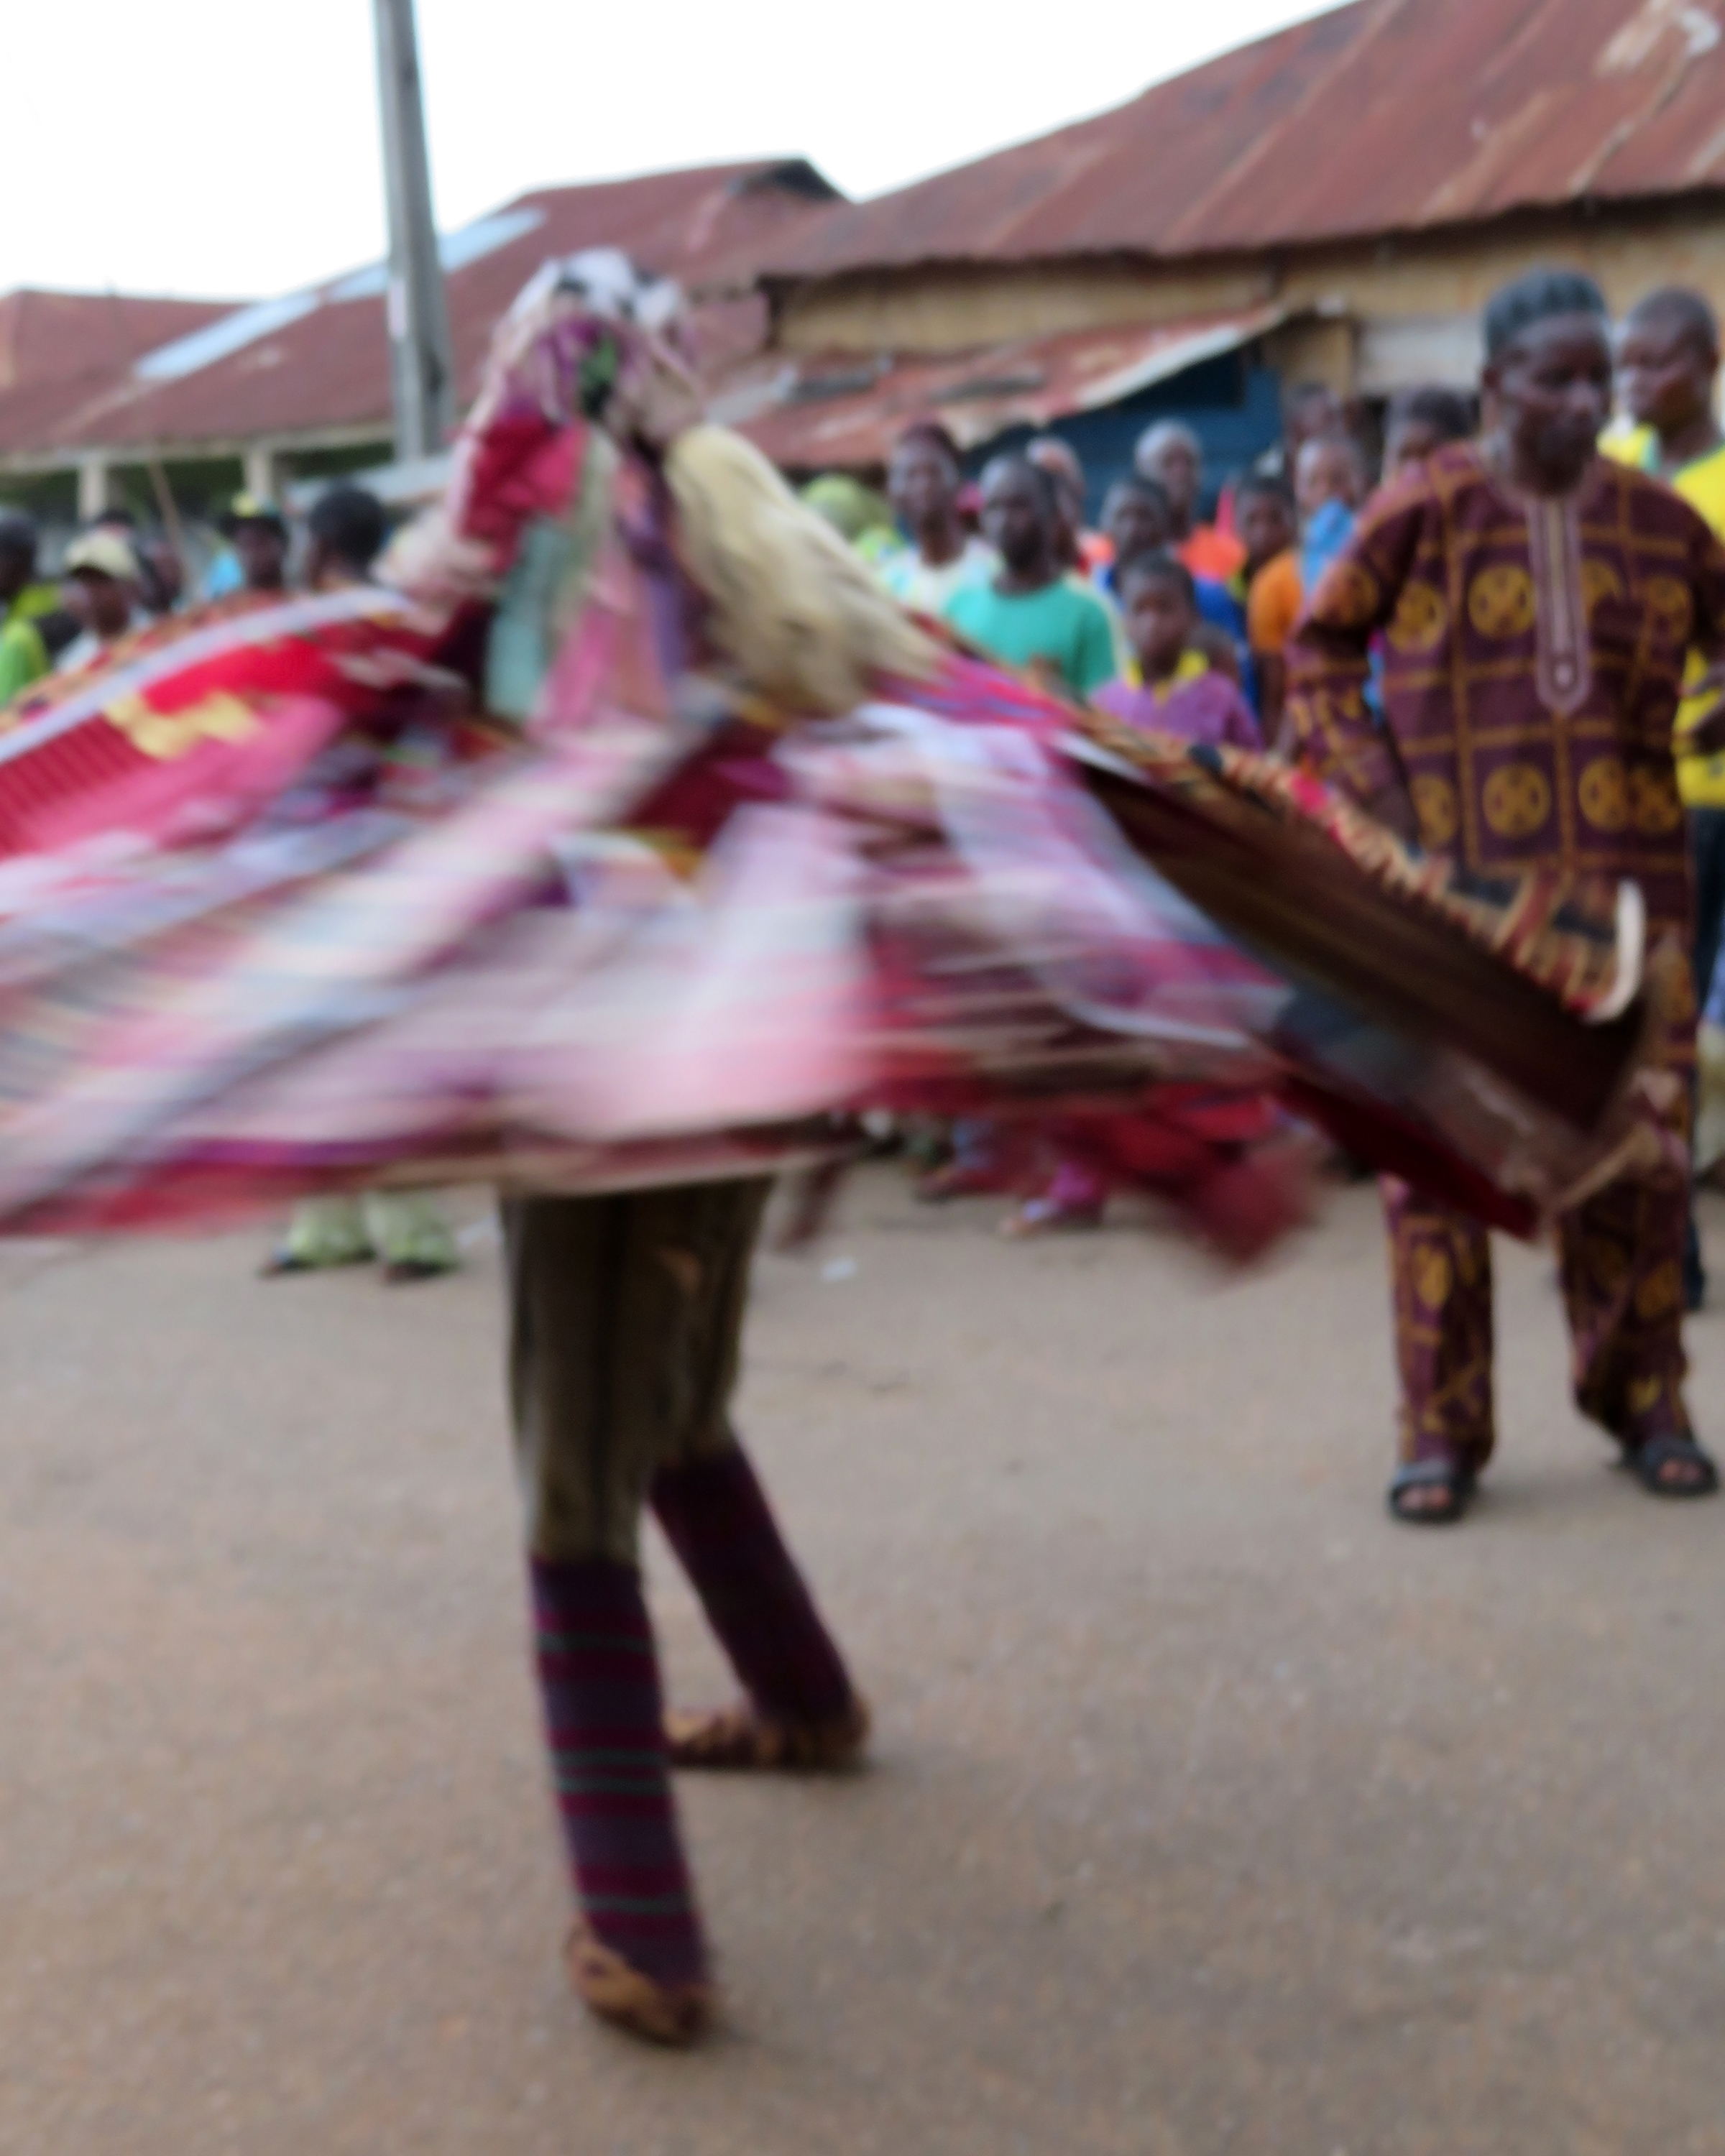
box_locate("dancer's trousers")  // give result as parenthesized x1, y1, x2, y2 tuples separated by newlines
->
(504, 1180, 771, 1565)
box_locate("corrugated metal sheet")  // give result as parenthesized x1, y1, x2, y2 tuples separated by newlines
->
(0, 161, 838, 464)
(0, 292, 237, 466)
(719, 308, 1288, 469)
(765, 0, 1725, 282)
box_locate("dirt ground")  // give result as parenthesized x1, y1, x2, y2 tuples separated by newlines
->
(1, 1168, 1722, 2155)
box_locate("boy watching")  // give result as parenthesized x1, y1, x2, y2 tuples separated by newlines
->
(1093, 552, 1259, 748)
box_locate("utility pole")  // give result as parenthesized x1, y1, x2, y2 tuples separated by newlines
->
(372, 0, 455, 461)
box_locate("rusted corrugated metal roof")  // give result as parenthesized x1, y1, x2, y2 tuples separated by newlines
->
(765, 0, 1725, 283)
(0, 291, 238, 467)
(718, 308, 1289, 469)
(0, 160, 839, 464)
(0, 290, 239, 394)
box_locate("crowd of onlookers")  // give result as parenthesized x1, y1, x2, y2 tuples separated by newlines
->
(824, 282, 1725, 1234)
(842, 378, 1477, 768)
(0, 483, 392, 707)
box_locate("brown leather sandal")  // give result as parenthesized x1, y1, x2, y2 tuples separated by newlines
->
(665, 1693, 872, 1772)
(564, 1924, 713, 2047)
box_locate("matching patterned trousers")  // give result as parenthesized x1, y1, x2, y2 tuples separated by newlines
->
(1383, 1168, 1692, 1471)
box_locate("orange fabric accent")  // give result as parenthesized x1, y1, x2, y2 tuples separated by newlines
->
(1246, 549, 1302, 653)
(1177, 525, 1247, 581)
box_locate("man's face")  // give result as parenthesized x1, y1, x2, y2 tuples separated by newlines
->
(1103, 484, 1168, 566)
(1489, 313, 1613, 483)
(889, 441, 957, 534)
(1617, 315, 1717, 435)
(68, 568, 134, 637)
(233, 520, 288, 591)
(1237, 490, 1294, 565)
(1141, 436, 1199, 519)
(981, 468, 1049, 573)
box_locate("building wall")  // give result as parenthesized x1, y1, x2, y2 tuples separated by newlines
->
(773, 193, 1725, 391)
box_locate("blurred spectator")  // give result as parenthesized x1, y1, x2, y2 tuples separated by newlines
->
(1383, 386, 1475, 476)
(1093, 552, 1259, 747)
(1028, 435, 1110, 576)
(0, 514, 54, 704)
(1097, 473, 1171, 582)
(1134, 420, 1246, 581)
(1295, 432, 1367, 594)
(880, 423, 995, 613)
(58, 529, 148, 671)
(1098, 475, 1248, 691)
(1258, 381, 1347, 484)
(1611, 285, 1725, 1309)
(305, 482, 390, 590)
(1236, 474, 1302, 743)
(942, 455, 1117, 697)
(220, 493, 290, 595)
(136, 535, 186, 618)
(801, 474, 899, 565)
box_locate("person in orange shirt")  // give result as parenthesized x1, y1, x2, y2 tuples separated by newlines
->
(1234, 474, 1302, 745)
(1133, 420, 1246, 581)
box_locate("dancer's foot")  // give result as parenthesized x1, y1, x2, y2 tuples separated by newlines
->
(564, 1925, 713, 2047)
(666, 1694, 870, 1772)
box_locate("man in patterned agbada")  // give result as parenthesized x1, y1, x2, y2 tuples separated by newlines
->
(1288, 267, 1725, 1523)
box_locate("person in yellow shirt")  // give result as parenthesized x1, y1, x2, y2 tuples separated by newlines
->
(1611, 285, 1725, 1307)
(0, 515, 55, 706)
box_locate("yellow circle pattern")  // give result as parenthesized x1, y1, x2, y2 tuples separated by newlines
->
(1581, 559, 1624, 617)
(1642, 574, 1693, 645)
(1629, 767, 1683, 834)
(1387, 582, 1448, 654)
(1468, 564, 1537, 640)
(1315, 559, 1382, 628)
(1482, 761, 1552, 838)
(1410, 773, 1458, 847)
(1577, 757, 1629, 832)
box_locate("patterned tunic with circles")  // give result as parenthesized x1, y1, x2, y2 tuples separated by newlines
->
(1290, 443, 1716, 1471)
(1288, 441, 1725, 940)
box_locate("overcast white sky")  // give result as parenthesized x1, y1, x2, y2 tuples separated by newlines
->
(0, 0, 1346, 302)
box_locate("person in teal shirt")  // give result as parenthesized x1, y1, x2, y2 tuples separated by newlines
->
(942, 456, 1118, 697)
(0, 515, 53, 708)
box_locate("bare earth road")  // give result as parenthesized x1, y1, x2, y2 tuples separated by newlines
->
(1, 1169, 1723, 2156)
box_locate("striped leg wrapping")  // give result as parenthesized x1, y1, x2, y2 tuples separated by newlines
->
(650, 1447, 855, 1728)
(529, 1559, 707, 1989)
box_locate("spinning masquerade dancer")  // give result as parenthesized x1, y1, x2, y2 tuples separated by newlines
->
(0, 254, 1684, 2041)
